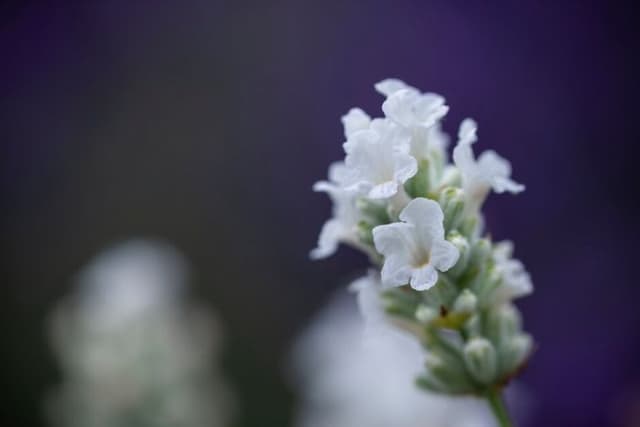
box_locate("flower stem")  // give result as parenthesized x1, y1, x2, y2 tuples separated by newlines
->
(486, 388, 513, 427)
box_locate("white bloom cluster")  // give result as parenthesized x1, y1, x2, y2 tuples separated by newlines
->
(311, 80, 533, 398)
(290, 291, 503, 427)
(46, 240, 234, 427)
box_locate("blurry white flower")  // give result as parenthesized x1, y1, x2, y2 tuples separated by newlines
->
(46, 239, 234, 427)
(453, 119, 524, 210)
(373, 198, 459, 290)
(290, 291, 498, 427)
(343, 119, 417, 199)
(311, 162, 362, 259)
(341, 108, 371, 139)
(493, 241, 533, 300)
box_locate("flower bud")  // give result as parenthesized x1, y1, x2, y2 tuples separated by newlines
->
(446, 232, 470, 278)
(356, 220, 375, 246)
(404, 159, 431, 198)
(453, 289, 477, 315)
(439, 187, 465, 231)
(415, 304, 438, 324)
(463, 337, 497, 385)
(499, 334, 533, 376)
(356, 198, 389, 225)
(426, 352, 475, 394)
(469, 238, 492, 267)
(485, 304, 522, 345)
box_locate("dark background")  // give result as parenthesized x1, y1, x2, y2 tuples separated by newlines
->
(1, 1, 639, 426)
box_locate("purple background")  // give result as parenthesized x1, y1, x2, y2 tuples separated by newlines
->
(1, 1, 638, 426)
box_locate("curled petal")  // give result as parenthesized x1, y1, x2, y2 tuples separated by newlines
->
(410, 264, 438, 291)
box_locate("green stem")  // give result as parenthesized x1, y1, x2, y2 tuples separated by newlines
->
(486, 388, 513, 427)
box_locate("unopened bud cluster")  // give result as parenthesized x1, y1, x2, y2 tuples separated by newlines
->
(312, 79, 533, 396)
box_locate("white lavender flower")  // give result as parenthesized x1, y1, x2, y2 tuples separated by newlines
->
(453, 119, 524, 211)
(311, 79, 534, 426)
(493, 241, 533, 301)
(311, 162, 362, 259)
(373, 198, 459, 290)
(46, 240, 234, 427)
(343, 118, 417, 199)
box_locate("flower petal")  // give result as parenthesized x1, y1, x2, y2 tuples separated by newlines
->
(341, 108, 371, 138)
(410, 264, 438, 291)
(374, 78, 415, 97)
(431, 239, 460, 272)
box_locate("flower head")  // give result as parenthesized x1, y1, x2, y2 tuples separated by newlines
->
(453, 119, 525, 210)
(372, 198, 459, 290)
(343, 119, 417, 199)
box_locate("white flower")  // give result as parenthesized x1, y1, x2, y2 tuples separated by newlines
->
(380, 81, 448, 130)
(341, 108, 371, 139)
(290, 291, 499, 427)
(372, 198, 459, 290)
(493, 241, 533, 300)
(310, 162, 362, 259)
(343, 119, 417, 199)
(348, 272, 394, 339)
(374, 78, 418, 97)
(47, 240, 234, 427)
(453, 119, 525, 210)
(408, 121, 450, 162)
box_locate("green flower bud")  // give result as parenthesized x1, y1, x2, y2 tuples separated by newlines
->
(439, 187, 466, 232)
(469, 238, 492, 267)
(356, 198, 389, 225)
(453, 289, 477, 315)
(446, 231, 470, 278)
(425, 353, 475, 394)
(485, 304, 522, 345)
(463, 337, 497, 385)
(405, 159, 431, 198)
(415, 304, 438, 324)
(499, 334, 533, 376)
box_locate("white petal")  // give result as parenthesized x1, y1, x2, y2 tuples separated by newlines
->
(392, 152, 418, 184)
(410, 264, 438, 291)
(372, 223, 413, 257)
(327, 161, 350, 185)
(413, 93, 448, 127)
(310, 219, 343, 260)
(374, 78, 415, 97)
(478, 150, 511, 178)
(452, 141, 477, 174)
(431, 240, 460, 272)
(341, 108, 371, 138)
(458, 118, 478, 145)
(398, 198, 445, 241)
(493, 176, 525, 194)
(380, 254, 413, 287)
(381, 89, 420, 127)
(494, 241, 514, 261)
(368, 181, 399, 199)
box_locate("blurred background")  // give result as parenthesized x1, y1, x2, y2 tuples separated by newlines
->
(1, 1, 639, 426)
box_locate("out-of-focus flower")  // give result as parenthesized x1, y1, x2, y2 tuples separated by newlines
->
(290, 291, 500, 427)
(311, 162, 363, 259)
(453, 119, 524, 211)
(493, 241, 533, 301)
(373, 198, 459, 290)
(46, 239, 234, 427)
